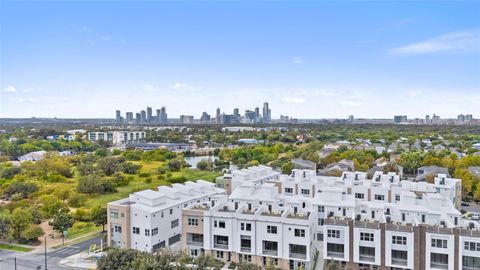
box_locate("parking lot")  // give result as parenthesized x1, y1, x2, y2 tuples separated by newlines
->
(461, 201, 480, 216)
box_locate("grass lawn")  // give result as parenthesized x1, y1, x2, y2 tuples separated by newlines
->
(0, 243, 34, 252)
(84, 161, 221, 208)
(67, 221, 102, 240)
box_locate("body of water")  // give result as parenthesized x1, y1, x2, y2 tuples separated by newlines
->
(184, 155, 218, 168)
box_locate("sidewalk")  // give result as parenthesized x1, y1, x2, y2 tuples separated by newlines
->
(59, 250, 103, 269)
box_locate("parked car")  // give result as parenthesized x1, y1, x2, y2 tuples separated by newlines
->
(461, 202, 470, 207)
(471, 215, 480, 221)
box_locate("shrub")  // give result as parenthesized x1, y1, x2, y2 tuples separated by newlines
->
(20, 224, 44, 243)
(46, 173, 67, 183)
(4, 181, 38, 199)
(112, 173, 129, 186)
(157, 175, 165, 181)
(168, 176, 187, 184)
(69, 193, 88, 208)
(73, 208, 92, 222)
(139, 172, 150, 178)
(157, 166, 167, 175)
(1, 166, 22, 179)
(122, 162, 141, 174)
(145, 177, 152, 184)
(77, 175, 116, 194)
(167, 160, 182, 172)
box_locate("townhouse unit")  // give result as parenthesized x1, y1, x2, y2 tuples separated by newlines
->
(87, 130, 146, 146)
(216, 165, 281, 194)
(107, 180, 225, 252)
(183, 183, 316, 270)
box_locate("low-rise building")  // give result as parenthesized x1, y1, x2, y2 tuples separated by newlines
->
(107, 180, 225, 252)
(87, 131, 146, 146)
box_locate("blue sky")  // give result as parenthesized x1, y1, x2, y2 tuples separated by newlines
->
(1, 1, 479, 119)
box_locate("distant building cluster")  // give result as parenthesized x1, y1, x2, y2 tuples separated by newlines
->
(396, 114, 476, 125)
(116, 106, 168, 125)
(115, 102, 298, 125)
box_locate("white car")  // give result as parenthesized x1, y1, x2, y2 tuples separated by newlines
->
(471, 215, 480, 221)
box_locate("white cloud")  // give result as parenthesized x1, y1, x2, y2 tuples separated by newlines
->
(390, 30, 480, 55)
(311, 89, 339, 97)
(22, 87, 42, 93)
(139, 84, 159, 91)
(4, 85, 16, 93)
(407, 90, 423, 97)
(101, 36, 111, 41)
(292, 56, 303, 64)
(171, 83, 195, 91)
(340, 100, 361, 107)
(281, 97, 305, 104)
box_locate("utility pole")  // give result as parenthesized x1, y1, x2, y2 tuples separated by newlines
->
(14, 257, 16, 270)
(44, 236, 48, 270)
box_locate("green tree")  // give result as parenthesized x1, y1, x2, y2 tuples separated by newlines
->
(399, 151, 424, 174)
(4, 181, 38, 199)
(91, 206, 108, 232)
(281, 161, 294, 174)
(0, 166, 22, 179)
(97, 248, 139, 270)
(168, 159, 182, 172)
(49, 208, 74, 237)
(21, 224, 44, 243)
(10, 208, 33, 240)
(39, 194, 64, 218)
(0, 215, 11, 239)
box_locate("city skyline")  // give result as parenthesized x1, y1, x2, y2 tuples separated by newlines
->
(1, 1, 480, 118)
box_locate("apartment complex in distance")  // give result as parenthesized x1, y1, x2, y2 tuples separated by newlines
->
(87, 131, 146, 146)
(107, 166, 479, 270)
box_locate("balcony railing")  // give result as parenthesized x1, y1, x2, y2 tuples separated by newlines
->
(290, 252, 307, 260)
(213, 243, 228, 250)
(392, 258, 408, 266)
(187, 240, 204, 247)
(430, 262, 448, 270)
(263, 250, 278, 256)
(359, 255, 375, 262)
(240, 247, 251, 253)
(327, 252, 344, 258)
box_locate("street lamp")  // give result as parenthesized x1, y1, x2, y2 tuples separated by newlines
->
(0, 256, 17, 270)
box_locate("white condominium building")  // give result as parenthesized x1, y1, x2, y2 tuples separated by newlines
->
(87, 131, 146, 146)
(107, 180, 225, 252)
(183, 183, 315, 270)
(107, 166, 479, 270)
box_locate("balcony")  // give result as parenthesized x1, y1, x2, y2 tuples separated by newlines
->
(214, 243, 228, 250)
(263, 250, 278, 256)
(327, 251, 344, 258)
(359, 255, 375, 262)
(430, 262, 448, 270)
(392, 258, 408, 266)
(187, 240, 204, 247)
(290, 252, 307, 260)
(241, 247, 251, 253)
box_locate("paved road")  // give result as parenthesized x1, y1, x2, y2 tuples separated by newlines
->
(0, 233, 105, 270)
(461, 202, 480, 215)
